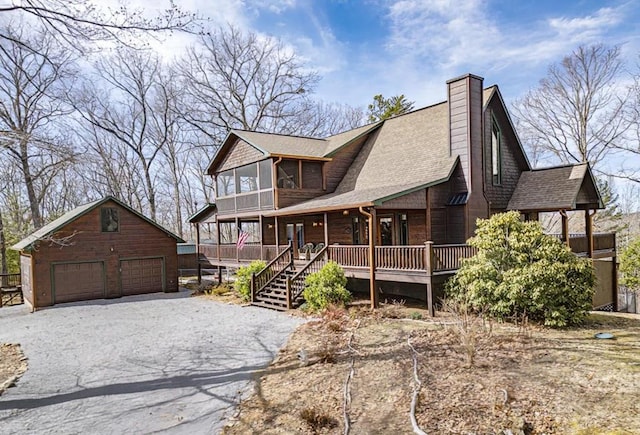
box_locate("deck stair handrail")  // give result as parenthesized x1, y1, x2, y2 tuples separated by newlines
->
(0, 273, 20, 289)
(286, 245, 329, 309)
(251, 243, 293, 301)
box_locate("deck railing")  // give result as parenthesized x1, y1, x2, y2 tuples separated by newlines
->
(548, 233, 616, 255)
(251, 243, 293, 301)
(287, 245, 329, 308)
(376, 246, 426, 271)
(431, 244, 477, 272)
(199, 232, 615, 277)
(328, 245, 369, 268)
(0, 273, 20, 289)
(199, 243, 290, 263)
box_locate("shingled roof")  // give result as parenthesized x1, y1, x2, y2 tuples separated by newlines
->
(13, 196, 184, 251)
(507, 163, 603, 212)
(269, 102, 459, 215)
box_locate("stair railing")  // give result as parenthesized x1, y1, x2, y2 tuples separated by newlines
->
(251, 242, 293, 302)
(286, 245, 329, 309)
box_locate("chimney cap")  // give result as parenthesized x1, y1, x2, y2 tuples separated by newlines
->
(446, 73, 484, 84)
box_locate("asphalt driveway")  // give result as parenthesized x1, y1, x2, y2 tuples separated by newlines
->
(0, 291, 304, 434)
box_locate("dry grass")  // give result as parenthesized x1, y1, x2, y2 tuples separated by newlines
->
(0, 343, 27, 396)
(222, 305, 640, 434)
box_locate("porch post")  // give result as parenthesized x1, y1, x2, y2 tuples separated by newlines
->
(196, 223, 202, 284)
(216, 220, 221, 261)
(365, 207, 378, 309)
(323, 212, 329, 246)
(585, 209, 596, 258)
(235, 217, 240, 262)
(259, 214, 264, 260)
(612, 234, 618, 311)
(425, 241, 434, 317)
(425, 188, 432, 241)
(560, 210, 570, 248)
(275, 216, 280, 248)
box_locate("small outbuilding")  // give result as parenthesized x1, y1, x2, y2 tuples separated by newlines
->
(12, 196, 184, 309)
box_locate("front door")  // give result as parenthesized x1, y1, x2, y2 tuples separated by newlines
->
(286, 222, 305, 254)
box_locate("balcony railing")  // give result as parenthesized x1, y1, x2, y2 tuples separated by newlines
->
(199, 243, 290, 263)
(199, 232, 616, 274)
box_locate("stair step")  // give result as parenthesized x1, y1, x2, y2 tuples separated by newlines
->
(256, 293, 287, 302)
(251, 300, 287, 311)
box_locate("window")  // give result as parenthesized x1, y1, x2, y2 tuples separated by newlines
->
(277, 160, 299, 189)
(101, 207, 119, 232)
(236, 163, 258, 193)
(259, 159, 272, 189)
(216, 170, 235, 197)
(399, 213, 408, 245)
(491, 120, 502, 185)
(379, 216, 393, 246)
(352, 217, 360, 244)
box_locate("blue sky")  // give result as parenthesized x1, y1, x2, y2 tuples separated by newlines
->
(164, 0, 640, 108)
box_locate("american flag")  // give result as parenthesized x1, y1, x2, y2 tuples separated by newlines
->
(237, 230, 250, 250)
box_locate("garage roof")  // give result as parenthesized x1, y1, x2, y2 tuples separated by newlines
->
(12, 196, 185, 251)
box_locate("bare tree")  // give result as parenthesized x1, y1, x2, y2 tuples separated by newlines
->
(0, 24, 77, 229)
(512, 44, 630, 171)
(177, 25, 320, 143)
(75, 48, 169, 220)
(0, 0, 199, 55)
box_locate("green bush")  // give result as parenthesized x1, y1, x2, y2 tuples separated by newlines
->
(446, 211, 595, 327)
(303, 261, 351, 311)
(234, 260, 266, 301)
(620, 237, 640, 293)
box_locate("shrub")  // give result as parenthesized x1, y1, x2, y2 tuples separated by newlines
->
(234, 260, 266, 301)
(303, 261, 351, 311)
(446, 211, 595, 327)
(620, 237, 640, 293)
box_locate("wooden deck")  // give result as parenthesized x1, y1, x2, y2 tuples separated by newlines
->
(197, 233, 616, 283)
(0, 273, 23, 307)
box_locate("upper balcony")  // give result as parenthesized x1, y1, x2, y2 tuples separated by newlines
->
(214, 158, 326, 215)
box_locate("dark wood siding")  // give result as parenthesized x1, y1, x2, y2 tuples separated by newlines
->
(277, 189, 325, 209)
(324, 135, 370, 192)
(482, 98, 528, 210)
(378, 189, 427, 209)
(428, 162, 466, 244)
(27, 199, 179, 308)
(219, 139, 264, 172)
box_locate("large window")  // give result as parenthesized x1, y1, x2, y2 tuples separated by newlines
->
(236, 163, 258, 193)
(218, 222, 237, 244)
(217, 170, 235, 197)
(259, 159, 272, 189)
(491, 119, 502, 185)
(277, 160, 299, 189)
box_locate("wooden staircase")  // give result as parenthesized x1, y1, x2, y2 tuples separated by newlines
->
(251, 268, 296, 311)
(251, 244, 329, 312)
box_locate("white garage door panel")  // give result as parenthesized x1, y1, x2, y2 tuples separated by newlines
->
(120, 258, 164, 296)
(53, 262, 105, 303)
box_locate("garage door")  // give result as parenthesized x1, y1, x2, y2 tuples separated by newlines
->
(53, 262, 105, 304)
(120, 258, 164, 296)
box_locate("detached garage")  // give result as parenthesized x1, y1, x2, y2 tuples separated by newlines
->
(12, 196, 184, 310)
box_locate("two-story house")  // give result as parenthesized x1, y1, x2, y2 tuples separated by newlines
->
(190, 74, 616, 314)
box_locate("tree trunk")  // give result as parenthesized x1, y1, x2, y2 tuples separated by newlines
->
(20, 140, 43, 229)
(0, 210, 8, 288)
